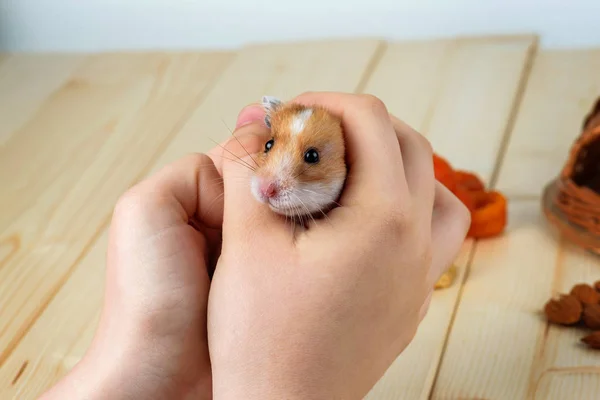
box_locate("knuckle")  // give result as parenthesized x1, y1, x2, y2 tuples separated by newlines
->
(174, 152, 211, 173)
(374, 200, 412, 236)
(298, 90, 317, 98)
(181, 151, 209, 165)
(358, 93, 388, 115)
(419, 135, 434, 156)
(443, 191, 472, 237)
(113, 187, 146, 219)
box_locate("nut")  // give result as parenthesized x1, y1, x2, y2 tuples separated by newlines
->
(570, 284, 600, 305)
(594, 281, 600, 292)
(581, 331, 600, 349)
(583, 304, 600, 329)
(544, 294, 582, 325)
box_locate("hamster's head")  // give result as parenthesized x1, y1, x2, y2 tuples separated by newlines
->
(250, 96, 346, 218)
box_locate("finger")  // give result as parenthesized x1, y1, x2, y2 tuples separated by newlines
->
(123, 153, 224, 231)
(389, 114, 436, 220)
(419, 290, 433, 322)
(292, 91, 408, 204)
(429, 182, 471, 285)
(220, 121, 290, 246)
(207, 104, 267, 175)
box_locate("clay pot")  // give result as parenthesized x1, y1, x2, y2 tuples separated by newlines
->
(542, 97, 600, 255)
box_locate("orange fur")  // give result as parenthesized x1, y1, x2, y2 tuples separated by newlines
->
(257, 103, 346, 186)
(252, 99, 347, 217)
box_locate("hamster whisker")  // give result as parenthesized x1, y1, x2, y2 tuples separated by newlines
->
(198, 191, 225, 220)
(212, 153, 256, 172)
(209, 138, 256, 171)
(234, 134, 260, 168)
(293, 164, 314, 180)
(291, 202, 303, 228)
(292, 194, 317, 227)
(309, 200, 333, 226)
(299, 188, 342, 210)
(220, 118, 260, 168)
(295, 191, 333, 224)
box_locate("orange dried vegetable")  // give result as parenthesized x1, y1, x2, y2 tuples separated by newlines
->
(467, 191, 507, 238)
(432, 152, 507, 239)
(454, 170, 485, 192)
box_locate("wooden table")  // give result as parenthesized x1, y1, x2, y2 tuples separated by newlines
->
(1, 34, 600, 399)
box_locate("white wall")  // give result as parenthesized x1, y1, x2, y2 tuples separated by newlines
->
(1, 0, 600, 52)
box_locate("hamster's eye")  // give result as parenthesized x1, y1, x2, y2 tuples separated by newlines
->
(304, 148, 319, 164)
(264, 139, 274, 153)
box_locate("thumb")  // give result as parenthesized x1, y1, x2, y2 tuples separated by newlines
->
(220, 110, 289, 247)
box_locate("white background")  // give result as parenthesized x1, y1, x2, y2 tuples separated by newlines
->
(1, 0, 600, 51)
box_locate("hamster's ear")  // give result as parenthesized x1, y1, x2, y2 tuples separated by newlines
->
(261, 96, 282, 128)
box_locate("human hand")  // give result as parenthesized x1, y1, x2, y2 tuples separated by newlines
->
(39, 105, 267, 400)
(207, 92, 471, 400)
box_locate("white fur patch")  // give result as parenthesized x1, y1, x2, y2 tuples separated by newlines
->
(290, 108, 313, 136)
(284, 179, 344, 216)
(275, 153, 293, 178)
(252, 176, 344, 218)
(250, 175, 264, 203)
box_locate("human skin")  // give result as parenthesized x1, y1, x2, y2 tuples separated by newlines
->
(40, 92, 470, 400)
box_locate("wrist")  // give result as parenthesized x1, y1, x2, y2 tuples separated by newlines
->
(40, 329, 158, 400)
(40, 354, 126, 400)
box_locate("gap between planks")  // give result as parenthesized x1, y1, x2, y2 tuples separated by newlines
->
(430, 48, 600, 400)
(359, 35, 538, 399)
(425, 35, 540, 399)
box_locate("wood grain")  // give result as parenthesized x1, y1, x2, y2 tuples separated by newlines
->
(431, 50, 600, 400)
(3, 38, 600, 400)
(361, 36, 538, 400)
(0, 54, 85, 145)
(0, 52, 234, 371)
(0, 39, 382, 399)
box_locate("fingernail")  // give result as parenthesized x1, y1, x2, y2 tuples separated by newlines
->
(235, 104, 265, 129)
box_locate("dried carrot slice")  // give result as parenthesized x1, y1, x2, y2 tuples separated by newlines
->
(454, 170, 485, 192)
(467, 191, 507, 238)
(453, 186, 478, 212)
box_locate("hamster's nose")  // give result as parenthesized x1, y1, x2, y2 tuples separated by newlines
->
(259, 181, 279, 198)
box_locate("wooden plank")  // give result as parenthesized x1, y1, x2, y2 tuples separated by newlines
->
(0, 52, 234, 371)
(0, 54, 85, 145)
(0, 39, 383, 399)
(431, 49, 600, 399)
(362, 36, 538, 399)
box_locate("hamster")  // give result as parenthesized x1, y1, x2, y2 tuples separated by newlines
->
(250, 96, 347, 220)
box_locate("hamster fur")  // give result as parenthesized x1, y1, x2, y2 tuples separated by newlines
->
(250, 96, 347, 219)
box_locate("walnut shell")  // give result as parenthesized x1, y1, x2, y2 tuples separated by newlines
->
(544, 294, 583, 325)
(583, 304, 600, 329)
(594, 280, 600, 292)
(570, 283, 600, 305)
(581, 331, 600, 349)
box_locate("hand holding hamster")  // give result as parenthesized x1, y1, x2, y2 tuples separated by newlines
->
(209, 92, 471, 399)
(39, 92, 469, 400)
